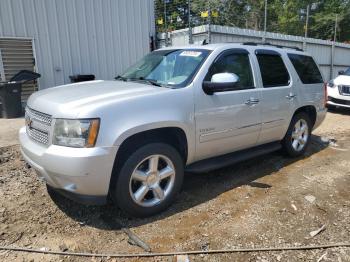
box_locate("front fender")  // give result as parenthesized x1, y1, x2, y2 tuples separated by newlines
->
(113, 121, 195, 164)
(96, 87, 196, 164)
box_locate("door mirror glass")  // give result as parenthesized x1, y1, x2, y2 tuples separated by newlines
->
(338, 70, 345, 75)
(211, 72, 240, 84)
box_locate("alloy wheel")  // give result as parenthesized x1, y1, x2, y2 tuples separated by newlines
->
(291, 119, 309, 152)
(129, 154, 176, 207)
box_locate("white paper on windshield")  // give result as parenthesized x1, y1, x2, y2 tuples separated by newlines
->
(179, 51, 202, 57)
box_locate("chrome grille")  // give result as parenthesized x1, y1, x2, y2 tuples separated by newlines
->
(339, 85, 350, 96)
(25, 107, 52, 145)
(25, 107, 52, 125)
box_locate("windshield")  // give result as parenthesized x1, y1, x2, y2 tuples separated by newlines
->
(120, 49, 210, 87)
(345, 67, 350, 76)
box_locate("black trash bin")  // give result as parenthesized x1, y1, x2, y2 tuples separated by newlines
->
(0, 70, 41, 118)
(10, 70, 41, 83)
(69, 74, 95, 83)
(0, 83, 22, 118)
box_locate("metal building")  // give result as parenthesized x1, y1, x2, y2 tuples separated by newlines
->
(0, 0, 155, 100)
(160, 25, 350, 81)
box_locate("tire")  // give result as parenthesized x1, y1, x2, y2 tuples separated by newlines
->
(282, 112, 312, 157)
(112, 143, 184, 217)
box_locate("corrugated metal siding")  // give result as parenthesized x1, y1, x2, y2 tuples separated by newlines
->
(0, 0, 155, 89)
(165, 25, 350, 81)
(0, 38, 37, 101)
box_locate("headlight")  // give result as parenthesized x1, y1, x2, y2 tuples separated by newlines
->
(53, 119, 100, 148)
(327, 80, 336, 88)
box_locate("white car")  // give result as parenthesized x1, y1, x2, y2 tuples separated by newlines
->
(327, 67, 350, 108)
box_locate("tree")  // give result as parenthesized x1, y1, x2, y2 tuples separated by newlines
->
(338, 3, 350, 42)
(309, 0, 350, 41)
(154, 0, 350, 42)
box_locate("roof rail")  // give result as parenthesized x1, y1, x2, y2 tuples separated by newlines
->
(242, 42, 258, 46)
(242, 42, 303, 52)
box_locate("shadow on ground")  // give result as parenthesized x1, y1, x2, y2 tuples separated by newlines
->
(48, 135, 329, 230)
(327, 106, 350, 115)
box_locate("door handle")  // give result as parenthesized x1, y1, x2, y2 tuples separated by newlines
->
(286, 93, 296, 100)
(245, 98, 260, 105)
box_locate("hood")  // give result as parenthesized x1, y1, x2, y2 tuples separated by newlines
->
(27, 80, 167, 117)
(333, 75, 350, 86)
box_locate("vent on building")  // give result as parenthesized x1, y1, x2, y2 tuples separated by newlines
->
(0, 38, 37, 101)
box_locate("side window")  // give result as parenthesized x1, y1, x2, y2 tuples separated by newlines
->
(256, 53, 290, 88)
(288, 54, 323, 84)
(205, 52, 254, 90)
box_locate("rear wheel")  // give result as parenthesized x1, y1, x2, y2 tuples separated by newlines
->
(113, 143, 184, 217)
(282, 112, 312, 157)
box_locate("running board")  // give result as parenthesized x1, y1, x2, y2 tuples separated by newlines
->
(185, 142, 282, 173)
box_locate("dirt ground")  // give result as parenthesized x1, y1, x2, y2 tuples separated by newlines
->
(0, 108, 349, 262)
(0, 118, 24, 147)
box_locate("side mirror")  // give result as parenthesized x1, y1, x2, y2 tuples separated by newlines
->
(202, 73, 240, 95)
(338, 70, 345, 75)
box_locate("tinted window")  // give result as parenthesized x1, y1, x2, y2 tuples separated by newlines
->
(256, 53, 290, 87)
(206, 52, 254, 89)
(288, 54, 323, 84)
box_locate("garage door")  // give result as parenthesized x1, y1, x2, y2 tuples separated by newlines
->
(0, 38, 38, 101)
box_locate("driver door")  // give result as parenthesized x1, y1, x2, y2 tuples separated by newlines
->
(194, 49, 262, 161)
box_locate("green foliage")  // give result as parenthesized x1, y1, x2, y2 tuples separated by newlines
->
(155, 0, 350, 42)
(309, 0, 350, 41)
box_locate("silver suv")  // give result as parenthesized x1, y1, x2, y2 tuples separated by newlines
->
(20, 43, 327, 217)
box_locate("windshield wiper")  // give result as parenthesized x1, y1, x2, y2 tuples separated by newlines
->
(115, 75, 128, 81)
(143, 79, 163, 87)
(132, 77, 163, 87)
(115, 76, 164, 87)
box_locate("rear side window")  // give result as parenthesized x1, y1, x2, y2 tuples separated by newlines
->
(256, 53, 290, 88)
(288, 54, 323, 84)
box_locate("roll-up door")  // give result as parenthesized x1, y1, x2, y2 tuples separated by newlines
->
(0, 38, 38, 101)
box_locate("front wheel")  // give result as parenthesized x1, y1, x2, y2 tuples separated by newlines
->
(282, 112, 312, 157)
(113, 143, 184, 217)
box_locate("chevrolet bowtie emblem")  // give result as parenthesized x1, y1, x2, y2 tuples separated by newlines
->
(26, 117, 33, 129)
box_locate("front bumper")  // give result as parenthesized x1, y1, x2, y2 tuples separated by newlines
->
(327, 86, 350, 108)
(19, 127, 118, 205)
(47, 185, 107, 205)
(327, 96, 350, 108)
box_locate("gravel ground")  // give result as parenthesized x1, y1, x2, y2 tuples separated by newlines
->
(0, 108, 349, 262)
(0, 118, 24, 147)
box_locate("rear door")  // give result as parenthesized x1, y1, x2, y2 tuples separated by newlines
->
(254, 49, 297, 144)
(194, 49, 262, 161)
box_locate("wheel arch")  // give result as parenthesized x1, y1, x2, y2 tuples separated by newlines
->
(292, 105, 317, 128)
(108, 126, 189, 196)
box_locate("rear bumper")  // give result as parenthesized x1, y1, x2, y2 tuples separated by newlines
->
(313, 107, 327, 130)
(19, 127, 118, 199)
